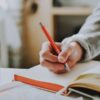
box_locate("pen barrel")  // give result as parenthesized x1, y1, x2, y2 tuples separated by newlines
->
(40, 23, 70, 72)
(51, 43, 60, 54)
(40, 23, 60, 54)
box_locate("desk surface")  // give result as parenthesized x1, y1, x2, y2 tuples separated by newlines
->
(0, 61, 100, 100)
(0, 68, 83, 100)
(0, 60, 100, 86)
(0, 68, 26, 86)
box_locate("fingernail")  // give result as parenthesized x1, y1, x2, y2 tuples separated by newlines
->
(58, 56, 66, 63)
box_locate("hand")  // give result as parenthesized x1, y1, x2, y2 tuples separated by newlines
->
(39, 41, 83, 74)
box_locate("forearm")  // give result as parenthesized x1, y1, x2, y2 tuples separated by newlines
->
(62, 34, 100, 61)
(62, 4, 100, 61)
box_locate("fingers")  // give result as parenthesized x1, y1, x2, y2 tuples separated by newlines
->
(40, 42, 61, 63)
(58, 46, 73, 63)
(41, 42, 52, 51)
(40, 50, 58, 62)
(40, 41, 83, 74)
(40, 59, 66, 74)
(60, 42, 83, 69)
(40, 42, 74, 73)
(66, 59, 76, 69)
(40, 42, 66, 74)
(58, 42, 83, 69)
(40, 42, 58, 62)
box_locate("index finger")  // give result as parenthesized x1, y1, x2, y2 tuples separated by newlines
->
(41, 42, 52, 52)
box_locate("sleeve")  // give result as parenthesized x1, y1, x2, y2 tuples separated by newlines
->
(62, 3, 100, 62)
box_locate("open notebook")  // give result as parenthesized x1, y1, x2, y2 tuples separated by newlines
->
(0, 82, 83, 100)
(14, 61, 100, 97)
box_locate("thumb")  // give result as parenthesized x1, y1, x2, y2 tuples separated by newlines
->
(58, 47, 73, 63)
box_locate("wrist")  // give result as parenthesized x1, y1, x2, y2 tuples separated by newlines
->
(70, 42, 85, 61)
(75, 42, 85, 61)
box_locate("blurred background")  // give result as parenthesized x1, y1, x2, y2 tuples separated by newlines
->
(0, 0, 99, 68)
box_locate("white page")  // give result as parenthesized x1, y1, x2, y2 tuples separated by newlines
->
(0, 83, 83, 100)
(0, 61, 99, 100)
(15, 61, 100, 87)
(80, 66, 100, 75)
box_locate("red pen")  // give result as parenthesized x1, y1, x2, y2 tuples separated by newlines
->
(40, 22, 70, 72)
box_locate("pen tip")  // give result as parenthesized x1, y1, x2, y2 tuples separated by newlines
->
(39, 22, 43, 27)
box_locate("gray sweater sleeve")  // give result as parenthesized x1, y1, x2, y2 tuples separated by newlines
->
(62, 4, 100, 61)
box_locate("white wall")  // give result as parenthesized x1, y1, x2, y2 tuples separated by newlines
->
(0, 0, 23, 67)
(0, 9, 8, 67)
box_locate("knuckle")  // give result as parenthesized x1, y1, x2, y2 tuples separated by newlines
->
(55, 70, 61, 74)
(54, 68, 59, 73)
(54, 65, 66, 74)
(60, 50, 68, 57)
(39, 50, 48, 58)
(55, 71, 59, 74)
(39, 51, 43, 57)
(42, 42, 49, 47)
(55, 69, 65, 74)
(40, 59, 45, 66)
